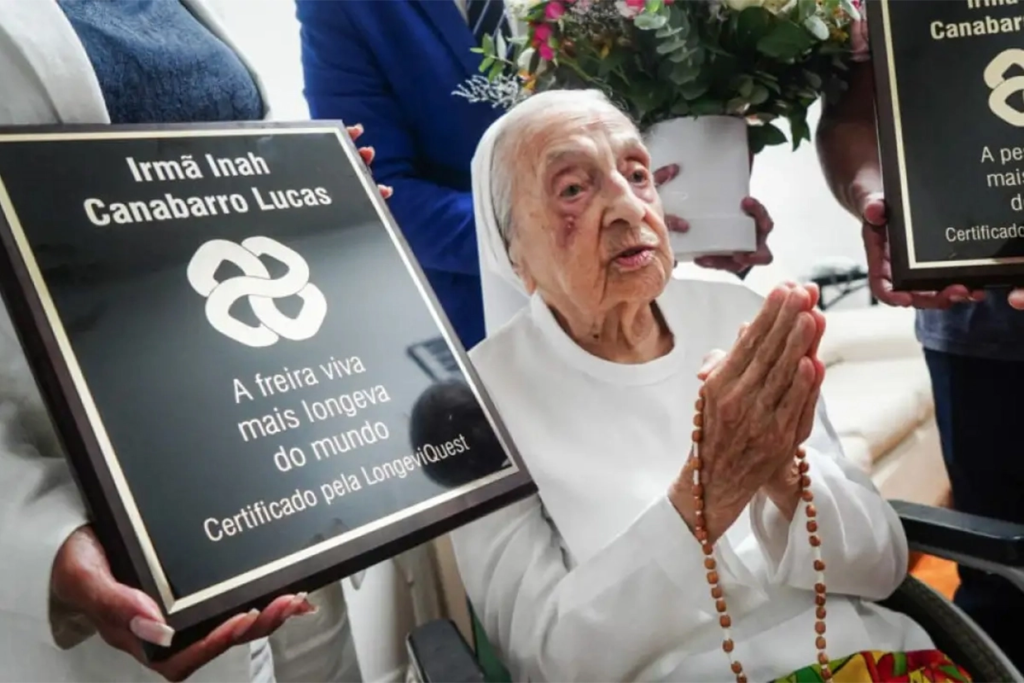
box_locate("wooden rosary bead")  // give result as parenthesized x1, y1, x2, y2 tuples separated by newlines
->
(690, 381, 827, 682)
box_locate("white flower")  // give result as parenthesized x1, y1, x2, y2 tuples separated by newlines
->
(507, 0, 542, 19)
(615, 0, 645, 18)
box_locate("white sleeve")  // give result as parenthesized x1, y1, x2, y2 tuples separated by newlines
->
(0, 321, 90, 649)
(452, 493, 754, 682)
(749, 398, 907, 601)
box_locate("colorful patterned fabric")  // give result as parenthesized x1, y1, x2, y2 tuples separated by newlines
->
(771, 650, 972, 682)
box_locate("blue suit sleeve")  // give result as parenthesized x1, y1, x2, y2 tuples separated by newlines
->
(296, 2, 479, 277)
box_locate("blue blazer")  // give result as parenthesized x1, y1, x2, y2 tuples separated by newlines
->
(297, 0, 502, 348)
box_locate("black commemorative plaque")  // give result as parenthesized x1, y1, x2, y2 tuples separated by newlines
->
(0, 123, 533, 657)
(869, 0, 1024, 290)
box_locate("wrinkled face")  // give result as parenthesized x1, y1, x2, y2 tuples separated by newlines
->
(508, 106, 674, 321)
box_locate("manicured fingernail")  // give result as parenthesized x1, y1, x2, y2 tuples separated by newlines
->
(950, 295, 966, 303)
(381, 185, 393, 196)
(232, 609, 259, 640)
(129, 617, 174, 647)
(352, 123, 364, 134)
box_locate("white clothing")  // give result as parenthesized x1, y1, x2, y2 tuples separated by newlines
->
(453, 278, 934, 682)
(461, 96, 933, 681)
(0, 3, 353, 682)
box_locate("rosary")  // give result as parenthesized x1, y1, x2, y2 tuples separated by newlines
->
(690, 382, 832, 683)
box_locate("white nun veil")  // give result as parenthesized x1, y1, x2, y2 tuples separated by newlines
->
(471, 112, 531, 335)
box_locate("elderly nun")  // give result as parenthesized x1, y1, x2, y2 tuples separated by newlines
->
(451, 90, 968, 683)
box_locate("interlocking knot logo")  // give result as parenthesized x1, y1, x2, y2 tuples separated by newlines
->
(985, 49, 1024, 127)
(187, 236, 327, 348)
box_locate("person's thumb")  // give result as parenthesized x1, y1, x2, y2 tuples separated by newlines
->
(698, 349, 727, 380)
(860, 191, 886, 227)
(1009, 288, 1024, 311)
(100, 582, 174, 647)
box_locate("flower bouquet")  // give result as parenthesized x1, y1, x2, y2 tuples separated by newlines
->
(455, 0, 862, 260)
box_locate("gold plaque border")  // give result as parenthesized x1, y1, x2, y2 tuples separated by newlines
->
(879, 0, 1024, 270)
(0, 126, 522, 614)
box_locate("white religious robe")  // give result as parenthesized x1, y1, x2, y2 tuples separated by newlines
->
(452, 274, 934, 682)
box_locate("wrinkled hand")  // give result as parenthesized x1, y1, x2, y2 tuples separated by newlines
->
(347, 124, 393, 200)
(52, 527, 312, 682)
(858, 191, 984, 308)
(652, 164, 773, 273)
(669, 283, 825, 543)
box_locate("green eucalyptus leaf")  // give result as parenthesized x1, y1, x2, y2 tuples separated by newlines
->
(727, 97, 748, 114)
(756, 19, 815, 60)
(735, 7, 774, 50)
(803, 15, 829, 41)
(670, 100, 691, 116)
(479, 56, 495, 74)
(496, 32, 508, 57)
(803, 69, 823, 89)
(671, 61, 702, 85)
(750, 83, 770, 105)
(482, 33, 495, 56)
(657, 38, 689, 55)
(689, 98, 725, 116)
(489, 59, 504, 81)
(797, 0, 817, 22)
(748, 123, 787, 154)
(679, 78, 710, 99)
(470, 47, 485, 54)
(634, 12, 668, 30)
(738, 76, 754, 99)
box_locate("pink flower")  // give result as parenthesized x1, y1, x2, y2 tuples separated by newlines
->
(850, 17, 869, 62)
(538, 43, 555, 60)
(545, 1, 566, 20)
(532, 22, 553, 44)
(615, 0, 645, 17)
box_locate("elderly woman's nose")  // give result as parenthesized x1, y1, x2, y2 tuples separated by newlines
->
(605, 175, 647, 224)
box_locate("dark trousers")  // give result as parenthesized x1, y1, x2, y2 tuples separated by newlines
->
(924, 349, 1024, 668)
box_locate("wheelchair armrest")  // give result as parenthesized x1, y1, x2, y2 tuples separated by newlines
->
(406, 619, 486, 683)
(892, 500, 1024, 593)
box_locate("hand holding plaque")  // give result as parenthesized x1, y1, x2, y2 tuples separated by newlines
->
(53, 527, 310, 682)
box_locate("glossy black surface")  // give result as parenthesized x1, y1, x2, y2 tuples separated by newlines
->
(0, 130, 514, 602)
(882, 0, 1024, 265)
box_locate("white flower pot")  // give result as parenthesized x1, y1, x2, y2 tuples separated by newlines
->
(644, 116, 757, 261)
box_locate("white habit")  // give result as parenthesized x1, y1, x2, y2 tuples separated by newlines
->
(454, 103, 935, 682)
